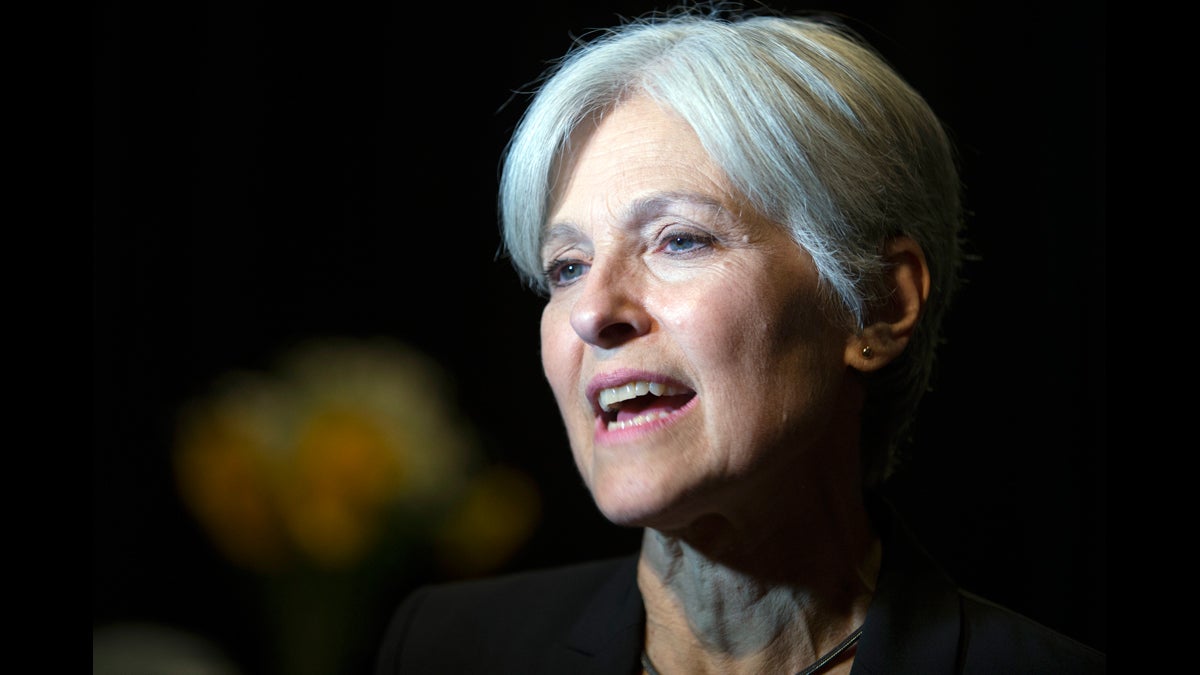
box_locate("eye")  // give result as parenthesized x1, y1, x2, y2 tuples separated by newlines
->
(543, 258, 590, 288)
(661, 231, 714, 254)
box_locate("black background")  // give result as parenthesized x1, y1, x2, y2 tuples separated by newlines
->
(93, 1, 1105, 673)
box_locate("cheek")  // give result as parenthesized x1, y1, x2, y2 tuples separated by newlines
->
(540, 303, 595, 482)
(539, 305, 566, 386)
(666, 265, 841, 409)
(655, 266, 770, 355)
(540, 302, 580, 411)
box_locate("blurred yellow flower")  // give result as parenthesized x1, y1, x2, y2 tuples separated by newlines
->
(435, 464, 541, 578)
(173, 337, 539, 574)
(175, 394, 290, 570)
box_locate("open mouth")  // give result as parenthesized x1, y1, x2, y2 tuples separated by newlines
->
(596, 380, 696, 432)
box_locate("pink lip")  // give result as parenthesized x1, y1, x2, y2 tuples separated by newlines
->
(592, 393, 699, 444)
(585, 368, 697, 444)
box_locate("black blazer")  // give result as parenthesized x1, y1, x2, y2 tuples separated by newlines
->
(376, 509, 1105, 674)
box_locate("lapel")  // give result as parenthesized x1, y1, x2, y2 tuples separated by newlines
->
(542, 554, 645, 675)
(851, 501, 964, 675)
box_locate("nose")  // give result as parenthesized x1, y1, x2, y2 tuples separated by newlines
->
(568, 262, 652, 349)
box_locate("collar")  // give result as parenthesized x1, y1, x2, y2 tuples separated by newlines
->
(546, 501, 965, 675)
(851, 498, 963, 675)
(545, 554, 644, 674)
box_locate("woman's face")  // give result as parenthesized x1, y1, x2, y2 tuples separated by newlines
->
(539, 96, 860, 531)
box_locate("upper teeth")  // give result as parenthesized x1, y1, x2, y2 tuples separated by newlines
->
(598, 380, 686, 412)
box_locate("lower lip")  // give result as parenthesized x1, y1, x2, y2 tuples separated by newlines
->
(592, 396, 699, 444)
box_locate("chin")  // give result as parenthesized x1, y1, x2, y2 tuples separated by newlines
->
(594, 498, 658, 529)
(588, 471, 702, 532)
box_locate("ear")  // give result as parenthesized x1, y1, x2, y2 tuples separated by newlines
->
(846, 236, 931, 372)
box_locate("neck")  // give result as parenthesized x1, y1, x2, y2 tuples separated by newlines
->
(637, 489, 880, 674)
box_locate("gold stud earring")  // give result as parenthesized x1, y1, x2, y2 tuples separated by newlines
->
(861, 346, 873, 359)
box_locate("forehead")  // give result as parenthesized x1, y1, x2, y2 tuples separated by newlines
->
(546, 96, 737, 233)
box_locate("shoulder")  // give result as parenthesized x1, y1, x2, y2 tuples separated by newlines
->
(394, 555, 634, 631)
(957, 590, 1106, 674)
(859, 499, 1105, 674)
(374, 555, 640, 674)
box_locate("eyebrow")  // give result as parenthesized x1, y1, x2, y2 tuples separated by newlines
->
(541, 190, 729, 254)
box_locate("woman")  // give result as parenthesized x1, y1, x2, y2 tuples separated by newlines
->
(377, 6, 1105, 674)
